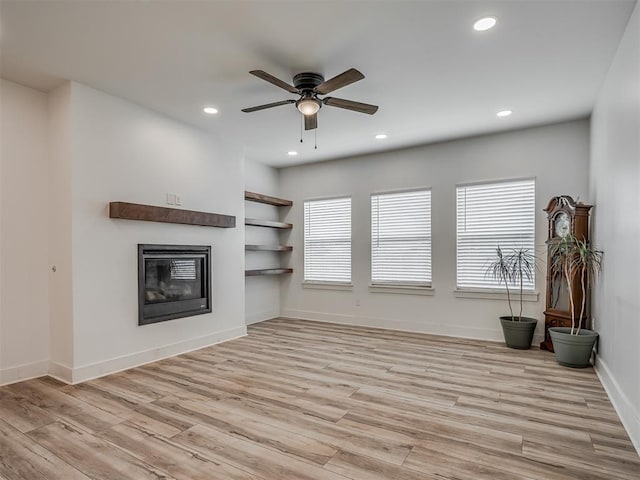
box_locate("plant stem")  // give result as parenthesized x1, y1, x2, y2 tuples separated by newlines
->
(565, 262, 576, 335)
(578, 265, 587, 335)
(519, 255, 524, 321)
(505, 274, 514, 320)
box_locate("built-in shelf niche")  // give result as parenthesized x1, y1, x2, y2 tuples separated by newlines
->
(244, 191, 292, 276)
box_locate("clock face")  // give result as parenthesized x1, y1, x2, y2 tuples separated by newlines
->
(554, 212, 571, 238)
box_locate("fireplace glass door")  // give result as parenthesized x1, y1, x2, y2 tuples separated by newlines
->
(138, 245, 211, 325)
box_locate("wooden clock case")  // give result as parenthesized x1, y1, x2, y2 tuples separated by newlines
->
(541, 196, 592, 351)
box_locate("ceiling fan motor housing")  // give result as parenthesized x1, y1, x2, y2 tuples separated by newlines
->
(293, 72, 325, 92)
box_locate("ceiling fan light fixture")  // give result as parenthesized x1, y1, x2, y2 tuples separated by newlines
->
(296, 97, 321, 116)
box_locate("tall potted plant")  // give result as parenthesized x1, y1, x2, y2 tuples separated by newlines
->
(486, 246, 538, 349)
(548, 234, 603, 367)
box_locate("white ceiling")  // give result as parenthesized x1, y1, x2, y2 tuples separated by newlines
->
(1, 1, 635, 167)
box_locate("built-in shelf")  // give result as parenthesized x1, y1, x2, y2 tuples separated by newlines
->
(245, 218, 292, 229)
(245, 245, 293, 252)
(244, 191, 293, 279)
(109, 202, 236, 228)
(245, 191, 292, 207)
(245, 268, 293, 276)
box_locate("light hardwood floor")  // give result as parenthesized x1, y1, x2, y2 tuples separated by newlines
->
(1, 318, 639, 479)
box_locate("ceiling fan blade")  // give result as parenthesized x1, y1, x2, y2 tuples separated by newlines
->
(241, 99, 295, 113)
(304, 113, 318, 131)
(314, 68, 364, 95)
(323, 97, 378, 115)
(249, 70, 299, 94)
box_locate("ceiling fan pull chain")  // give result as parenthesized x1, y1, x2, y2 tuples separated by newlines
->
(300, 115, 303, 143)
(315, 128, 317, 150)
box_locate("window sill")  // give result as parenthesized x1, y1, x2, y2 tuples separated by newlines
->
(302, 281, 353, 291)
(369, 284, 435, 296)
(454, 289, 539, 302)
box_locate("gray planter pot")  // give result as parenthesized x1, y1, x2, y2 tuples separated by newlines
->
(549, 327, 598, 368)
(499, 316, 538, 350)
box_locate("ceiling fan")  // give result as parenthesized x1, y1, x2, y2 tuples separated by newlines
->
(241, 68, 378, 130)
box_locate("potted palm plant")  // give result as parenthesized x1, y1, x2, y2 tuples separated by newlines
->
(486, 246, 538, 349)
(548, 234, 603, 367)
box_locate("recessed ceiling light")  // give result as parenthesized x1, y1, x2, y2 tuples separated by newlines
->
(287, 151, 298, 156)
(473, 17, 497, 31)
(497, 110, 512, 117)
(375, 133, 388, 140)
(203, 106, 218, 114)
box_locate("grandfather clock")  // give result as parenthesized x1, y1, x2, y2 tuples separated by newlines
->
(541, 196, 592, 351)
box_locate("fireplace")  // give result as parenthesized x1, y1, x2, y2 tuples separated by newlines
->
(138, 244, 211, 325)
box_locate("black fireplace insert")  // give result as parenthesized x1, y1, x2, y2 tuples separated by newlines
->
(138, 244, 211, 325)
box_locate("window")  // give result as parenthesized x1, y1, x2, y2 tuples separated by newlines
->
(303, 197, 351, 283)
(371, 189, 432, 286)
(456, 178, 535, 290)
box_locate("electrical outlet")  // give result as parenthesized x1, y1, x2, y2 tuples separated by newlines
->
(167, 193, 176, 205)
(175, 194, 182, 206)
(355, 299, 361, 307)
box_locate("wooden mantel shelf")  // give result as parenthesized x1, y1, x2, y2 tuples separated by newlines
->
(109, 202, 236, 228)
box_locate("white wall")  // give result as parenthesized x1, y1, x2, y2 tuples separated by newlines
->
(244, 159, 283, 324)
(47, 82, 74, 381)
(279, 120, 590, 342)
(0, 80, 51, 384)
(68, 83, 246, 382)
(1, 79, 248, 385)
(590, 3, 640, 452)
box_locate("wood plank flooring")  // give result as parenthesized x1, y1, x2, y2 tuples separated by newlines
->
(1, 318, 639, 479)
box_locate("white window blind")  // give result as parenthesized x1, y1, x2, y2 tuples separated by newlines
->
(456, 178, 535, 290)
(304, 197, 351, 283)
(170, 259, 197, 280)
(371, 189, 432, 286)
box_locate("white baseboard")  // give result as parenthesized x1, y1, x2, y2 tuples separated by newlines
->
(281, 308, 545, 345)
(70, 325, 247, 384)
(1, 327, 248, 386)
(595, 356, 640, 455)
(246, 309, 280, 325)
(48, 361, 73, 384)
(0, 360, 49, 386)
